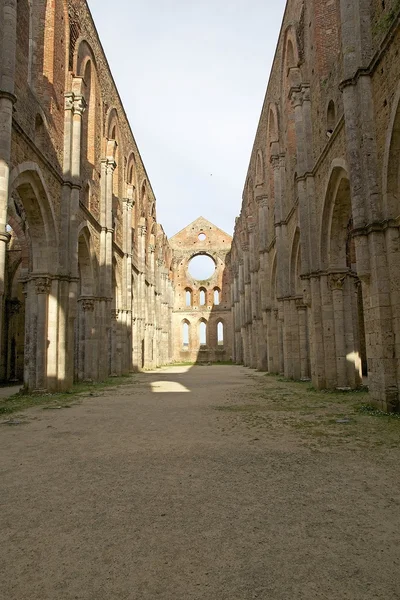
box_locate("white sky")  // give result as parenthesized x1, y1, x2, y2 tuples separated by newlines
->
(87, 0, 287, 238)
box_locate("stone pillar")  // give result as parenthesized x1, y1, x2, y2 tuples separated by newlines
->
(81, 298, 95, 381)
(296, 300, 309, 380)
(0, 1, 17, 339)
(33, 277, 51, 391)
(329, 274, 347, 388)
(0, 2, 17, 372)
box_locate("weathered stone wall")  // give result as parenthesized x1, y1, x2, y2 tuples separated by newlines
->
(231, 0, 400, 412)
(170, 217, 232, 363)
(0, 0, 173, 391)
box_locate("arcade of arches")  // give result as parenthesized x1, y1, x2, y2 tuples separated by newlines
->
(1, 0, 400, 412)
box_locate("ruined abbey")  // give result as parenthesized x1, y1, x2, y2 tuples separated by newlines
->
(1, 0, 400, 412)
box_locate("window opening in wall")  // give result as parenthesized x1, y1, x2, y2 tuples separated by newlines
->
(327, 100, 336, 137)
(188, 254, 215, 280)
(198, 233, 206, 241)
(213, 288, 220, 305)
(199, 321, 207, 346)
(217, 322, 224, 346)
(34, 114, 45, 151)
(185, 289, 192, 307)
(84, 182, 90, 209)
(199, 288, 206, 306)
(182, 321, 189, 350)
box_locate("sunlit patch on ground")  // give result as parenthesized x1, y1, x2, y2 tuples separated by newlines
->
(150, 381, 190, 393)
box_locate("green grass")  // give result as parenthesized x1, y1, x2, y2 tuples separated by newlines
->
(0, 375, 134, 416)
(216, 373, 400, 449)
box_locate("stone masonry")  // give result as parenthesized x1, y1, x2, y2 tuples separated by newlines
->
(230, 0, 400, 412)
(169, 217, 232, 363)
(0, 0, 174, 390)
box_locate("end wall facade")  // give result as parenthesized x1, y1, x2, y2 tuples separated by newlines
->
(170, 217, 232, 363)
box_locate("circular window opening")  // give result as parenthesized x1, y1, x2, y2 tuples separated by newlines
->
(188, 254, 215, 280)
(198, 233, 206, 241)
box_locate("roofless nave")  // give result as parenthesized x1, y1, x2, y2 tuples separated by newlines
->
(1, 0, 400, 412)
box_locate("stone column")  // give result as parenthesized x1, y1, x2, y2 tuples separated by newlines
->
(34, 277, 51, 391)
(81, 298, 95, 381)
(329, 274, 347, 388)
(296, 300, 309, 380)
(0, 0, 17, 347)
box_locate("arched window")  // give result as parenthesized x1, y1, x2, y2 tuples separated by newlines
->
(182, 321, 190, 350)
(199, 288, 206, 306)
(185, 288, 192, 307)
(34, 114, 45, 150)
(255, 151, 264, 185)
(84, 182, 90, 209)
(213, 288, 220, 305)
(217, 322, 224, 346)
(199, 321, 207, 346)
(327, 100, 336, 136)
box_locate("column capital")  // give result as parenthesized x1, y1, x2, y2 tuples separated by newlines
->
(73, 95, 86, 116)
(0, 231, 11, 244)
(329, 273, 346, 291)
(256, 194, 268, 207)
(0, 90, 17, 104)
(81, 298, 95, 311)
(64, 92, 75, 111)
(124, 198, 134, 211)
(33, 277, 51, 295)
(289, 87, 303, 108)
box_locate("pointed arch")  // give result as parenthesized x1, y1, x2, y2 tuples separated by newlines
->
(199, 318, 207, 346)
(290, 227, 301, 296)
(182, 319, 190, 349)
(255, 150, 264, 186)
(320, 159, 351, 270)
(77, 225, 95, 297)
(382, 80, 400, 220)
(8, 162, 58, 275)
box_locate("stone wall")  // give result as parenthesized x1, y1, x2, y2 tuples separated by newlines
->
(0, 0, 173, 391)
(169, 217, 232, 363)
(230, 0, 400, 412)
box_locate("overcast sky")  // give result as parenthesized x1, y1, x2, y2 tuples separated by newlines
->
(87, 0, 286, 238)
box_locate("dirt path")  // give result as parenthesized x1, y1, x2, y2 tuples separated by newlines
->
(1, 365, 399, 600)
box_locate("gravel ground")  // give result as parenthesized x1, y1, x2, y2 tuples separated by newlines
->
(1, 365, 399, 600)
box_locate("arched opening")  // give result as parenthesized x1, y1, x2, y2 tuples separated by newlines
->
(34, 114, 45, 151)
(199, 320, 207, 346)
(255, 151, 264, 186)
(327, 100, 336, 136)
(286, 39, 295, 70)
(322, 166, 368, 385)
(83, 182, 90, 209)
(82, 60, 96, 166)
(217, 321, 224, 346)
(213, 288, 220, 305)
(6, 165, 58, 390)
(199, 288, 206, 306)
(2, 226, 26, 383)
(185, 288, 192, 307)
(182, 320, 190, 350)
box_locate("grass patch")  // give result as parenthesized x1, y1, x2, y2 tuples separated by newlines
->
(218, 373, 400, 449)
(0, 375, 134, 416)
